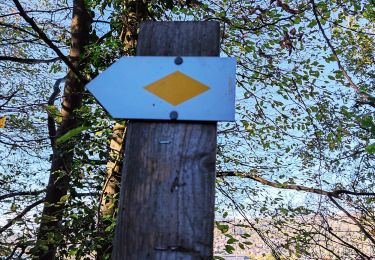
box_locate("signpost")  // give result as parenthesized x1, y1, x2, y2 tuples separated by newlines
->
(88, 21, 236, 259)
(87, 57, 236, 121)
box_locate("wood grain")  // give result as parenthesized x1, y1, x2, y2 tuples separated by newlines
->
(112, 21, 219, 260)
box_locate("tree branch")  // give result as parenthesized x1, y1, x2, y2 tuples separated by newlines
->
(217, 171, 375, 198)
(5, 243, 26, 260)
(328, 196, 375, 246)
(320, 213, 371, 259)
(0, 56, 60, 64)
(0, 21, 39, 38)
(310, 0, 375, 108)
(12, 0, 87, 83)
(5, 244, 19, 260)
(217, 183, 283, 259)
(0, 199, 44, 234)
(0, 190, 45, 201)
(0, 7, 71, 19)
(47, 77, 65, 149)
(276, 0, 304, 14)
(0, 89, 19, 109)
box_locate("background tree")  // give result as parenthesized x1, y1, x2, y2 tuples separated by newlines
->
(0, 0, 67, 257)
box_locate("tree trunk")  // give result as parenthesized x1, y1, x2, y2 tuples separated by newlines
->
(97, 122, 125, 259)
(33, 1, 91, 259)
(96, 1, 149, 259)
(100, 122, 126, 218)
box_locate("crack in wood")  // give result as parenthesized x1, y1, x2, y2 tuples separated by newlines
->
(170, 176, 186, 192)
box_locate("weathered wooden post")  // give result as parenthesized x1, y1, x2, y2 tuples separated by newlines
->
(113, 21, 219, 259)
(87, 21, 236, 259)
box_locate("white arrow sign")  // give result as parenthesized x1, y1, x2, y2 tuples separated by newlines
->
(86, 56, 236, 121)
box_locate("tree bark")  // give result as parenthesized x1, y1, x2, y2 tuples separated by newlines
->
(33, 1, 91, 259)
(97, 122, 125, 259)
(96, 2, 150, 259)
(100, 122, 126, 218)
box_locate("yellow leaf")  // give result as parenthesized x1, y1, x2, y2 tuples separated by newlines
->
(0, 116, 6, 128)
(10, 203, 17, 212)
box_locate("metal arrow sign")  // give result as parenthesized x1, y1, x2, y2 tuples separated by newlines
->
(86, 56, 236, 121)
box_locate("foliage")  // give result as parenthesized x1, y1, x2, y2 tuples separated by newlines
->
(0, 0, 374, 259)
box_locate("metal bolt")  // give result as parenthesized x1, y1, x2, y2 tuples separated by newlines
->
(170, 111, 178, 120)
(174, 56, 183, 65)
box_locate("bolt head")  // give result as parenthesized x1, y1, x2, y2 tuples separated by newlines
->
(169, 111, 178, 120)
(174, 56, 183, 65)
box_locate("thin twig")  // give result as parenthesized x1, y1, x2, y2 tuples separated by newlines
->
(329, 195, 375, 246)
(310, 0, 374, 108)
(0, 190, 45, 201)
(218, 171, 375, 198)
(0, 199, 44, 234)
(12, 0, 87, 83)
(0, 56, 60, 64)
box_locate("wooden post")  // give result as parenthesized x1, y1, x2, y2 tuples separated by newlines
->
(112, 21, 219, 260)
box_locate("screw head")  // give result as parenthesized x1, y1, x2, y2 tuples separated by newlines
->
(174, 56, 183, 65)
(169, 111, 178, 120)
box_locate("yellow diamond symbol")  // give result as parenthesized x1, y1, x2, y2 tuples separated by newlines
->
(144, 71, 210, 106)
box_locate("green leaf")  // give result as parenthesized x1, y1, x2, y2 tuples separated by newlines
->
(216, 222, 229, 233)
(56, 125, 90, 144)
(365, 143, 375, 154)
(361, 116, 373, 128)
(307, 20, 317, 28)
(59, 194, 70, 204)
(10, 203, 17, 212)
(280, 208, 288, 215)
(225, 245, 235, 254)
(227, 238, 238, 244)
